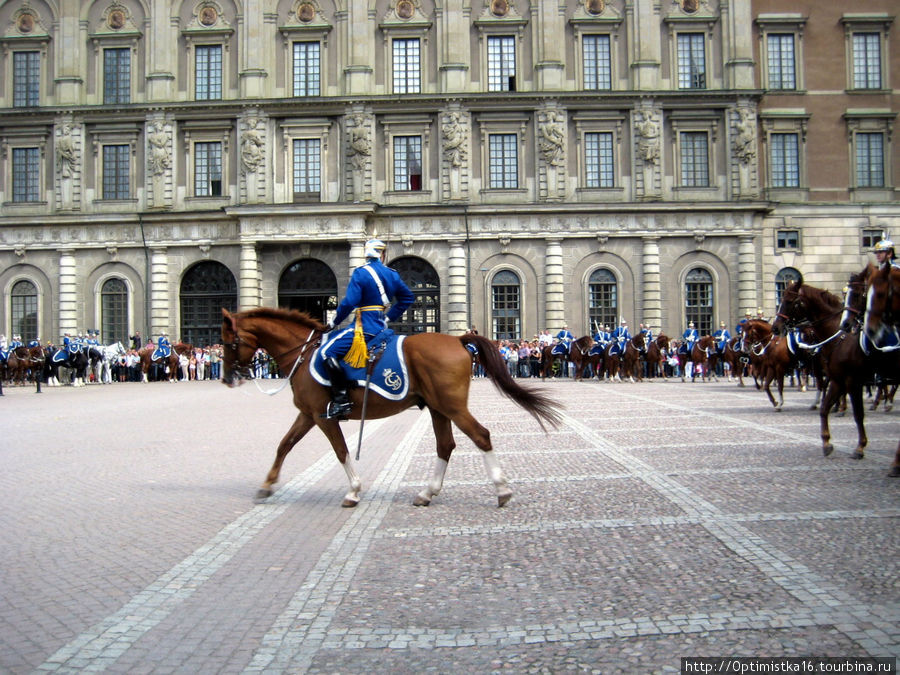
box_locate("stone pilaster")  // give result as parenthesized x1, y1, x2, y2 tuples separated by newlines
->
(544, 238, 565, 330)
(149, 247, 170, 338)
(58, 249, 78, 337)
(738, 235, 758, 316)
(641, 236, 662, 331)
(146, 115, 174, 210)
(348, 239, 366, 275)
(239, 112, 268, 204)
(630, 0, 661, 90)
(239, 242, 261, 309)
(447, 238, 468, 333)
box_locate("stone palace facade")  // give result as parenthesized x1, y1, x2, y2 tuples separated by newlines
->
(0, 0, 897, 347)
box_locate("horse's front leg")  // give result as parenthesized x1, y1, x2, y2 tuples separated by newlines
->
(819, 380, 841, 456)
(318, 420, 362, 507)
(414, 409, 455, 506)
(848, 384, 867, 460)
(257, 411, 316, 502)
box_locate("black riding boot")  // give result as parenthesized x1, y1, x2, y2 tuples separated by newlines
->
(321, 357, 352, 420)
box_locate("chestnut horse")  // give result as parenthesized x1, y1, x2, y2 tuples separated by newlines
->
(221, 308, 561, 507)
(540, 337, 592, 380)
(774, 273, 869, 459)
(861, 263, 900, 475)
(6, 345, 45, 385)
(644, 334, 670, 380)
(741, 320, 803, 410)
(719, 336, 747, 386)
(138, 342, 193, 382)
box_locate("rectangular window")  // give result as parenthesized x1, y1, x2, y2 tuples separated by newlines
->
(855, 132, 884, 187)
(862, 229, 883, 249)
(583, 35, 612, 90)
(102, 144, 130, 199)
(392, 38, 421, 94)
(13, 51, 40, 107)
(292, 42, 320, 97)
(852, 32, 881, 89)
(776, 230, 800, 250)
(12, 147, 40, 202)
(194, 142, 222, 196)
(103, 48, 131, 104)
(11, 291, 38, 343)
(487, 36, 516, 92)
(680, 131, 709, 187)
(492, 283, 520, 340)
(677, 33, 706, 89)
(766, 34, 796, 90)
(195, 45, 223, 100)
(292, 138, 321, 197)
(769, 133, 800, 188)
(585, 132, 614, 188)
(393, 135, 422, 191)
(488, 133, 518, 189)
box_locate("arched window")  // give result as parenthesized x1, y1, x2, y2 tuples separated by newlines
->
(491, 270, 520, 340)
(587, 268, 618, 332)
(389, 256, 440, 334)
(101, 278, 128, 345)
(775, 267, 802, 307)
(685, 267, 713, 335)
(11, 279, 38, 341)
(278, 259, 337, 323)
(180, 261, 237, 347)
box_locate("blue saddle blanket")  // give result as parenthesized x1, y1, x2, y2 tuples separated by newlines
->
(311, 333, 409, 401)
(551, 342, 569, 356)
(152, 346, 172, 360)
(589, 344, 605, 356)
(51, 348, 72, 364)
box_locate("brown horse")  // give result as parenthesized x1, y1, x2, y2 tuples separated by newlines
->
(773, 271, 880, 461)
(540, 337, 592, 380)
(6, 345, 45, 385)
(221, 308, 561, 507)
(719, 336, 747, 386)
(618, 333, 645, 382)
(565, 336, 596, 381)
(644, 334, 670, 379)
(860, 263, 900, 475)
(741, 319, 802, 410)
(138, 342, 193, 382)
(681, 335, 716, 382)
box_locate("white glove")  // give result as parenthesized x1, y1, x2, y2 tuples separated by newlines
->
(325, 321, 334, 332)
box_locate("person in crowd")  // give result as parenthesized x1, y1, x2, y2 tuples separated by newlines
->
(538, 329, 553, 350)
(209, 346, 221, 380)
(130, 331, 142, 351)
(517, 341, 531, 378)
(320, 238, 414, 420)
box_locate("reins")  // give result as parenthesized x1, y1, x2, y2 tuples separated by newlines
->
(230, 322, 321, 395)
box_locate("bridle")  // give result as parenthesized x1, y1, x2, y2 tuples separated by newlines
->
(226, 323, 321, 388)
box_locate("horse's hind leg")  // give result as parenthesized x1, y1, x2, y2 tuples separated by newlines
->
(450, 410, 512, 507)
(257, 411, 317, 502)
(414, 409, 456, 506)
(848, 384, 867, 460)
(890, 439, 900, 477)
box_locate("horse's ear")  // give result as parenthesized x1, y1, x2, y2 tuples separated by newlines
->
(222, 308, 236, 334)
(796, 273, 804, 286)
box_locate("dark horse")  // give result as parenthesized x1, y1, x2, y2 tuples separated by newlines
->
(47, 347, 90, 386)
(221, 308, 562, 507)
(773, 270, 878, 461)
(6, 345, 45, 385)
(644, 334, 670, 379)
(741, 319, 803, 410)
(861, 263, 900, 475)
(542, 336, 593, 381)
(678, 335, 717, 383)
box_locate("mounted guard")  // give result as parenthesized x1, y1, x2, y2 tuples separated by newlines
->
(610, 318, 630, 355)
(681, 321, 698, 355)
(153, 332, 172, 360)
(319, 238, 414, 420)
(551, 324, 574, 357)
(713, 321, 731, 354)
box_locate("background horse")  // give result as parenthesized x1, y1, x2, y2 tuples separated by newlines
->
(719, 336, 747, 386)
(564, 336, 595, 381)
(6, 345, 44, 385)
(47, 348, 90, 386)
(618, 333, 645, 382)
(222, 307, 561, 507)
(94, 342, 126, 384)
(741, 319, 803, 411)
(644, 334, 669, 379)
(138, 342, 193, 381)
(685, 335, 717, 383)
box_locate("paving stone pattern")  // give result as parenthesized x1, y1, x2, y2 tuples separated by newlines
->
(0, 378, 897, 673)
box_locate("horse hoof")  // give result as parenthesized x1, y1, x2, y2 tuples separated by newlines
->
(341, 497, 360, 508)
(254, 488, 272, 502)
(497, 492, 512, 507)
(822, 443, 834, 457)
(852, 452, 864, 461)
(412, 495, 431, 507)
(889, 466, 900, 477)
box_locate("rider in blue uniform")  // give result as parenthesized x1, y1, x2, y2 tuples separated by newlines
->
(874, 239, 900, 270)
(736, 311, 751, 336)
(555, 324, 574, 354)
(9, 334, 23, 350)
(611, 319, 630, 355)
(593, 324, 611, 347)
(713, 321, 730, 353)
(156, 332, 171, 359)
(320, 238, 414, 420)
(681, 321, 698, 355)
(638, 322, 652, 353)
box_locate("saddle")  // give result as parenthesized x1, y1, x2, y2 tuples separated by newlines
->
(311, 331, 409, 401)
(152, 346, 172, 361)
(550, 342, 569, 357)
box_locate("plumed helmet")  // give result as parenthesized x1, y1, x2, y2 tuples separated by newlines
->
(364, 238, 387, 259)
(874, 239, 895, 253)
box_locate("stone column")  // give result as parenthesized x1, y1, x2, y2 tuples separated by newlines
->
(641, 236, 662, 331)
(58, 249, 78, 336)
(738, 235, 758, 316)
(149, 247, 170, 338)
(348, 239, 366, 276)
(544, 238, 565, 331)
(447, 238, 468, 333)
(239, 242, 261, 309)
(630, 0, 661, 90)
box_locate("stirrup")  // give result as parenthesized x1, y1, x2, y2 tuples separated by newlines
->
(321, 400, 352, 420)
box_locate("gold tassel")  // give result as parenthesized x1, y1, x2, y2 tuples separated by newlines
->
(343, 310, 368, 368)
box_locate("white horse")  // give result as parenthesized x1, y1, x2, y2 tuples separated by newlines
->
(94, 342, 126, 384)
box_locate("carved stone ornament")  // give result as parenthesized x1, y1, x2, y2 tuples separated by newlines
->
(585, 0, 605, 15)
(490, 0, 509, 18)
(297, 2, 316, 22)
(402, 237, 414, 250)
(199, 242, 211, 257)
(693, 231, 706, 245)
(15, 245, 26, 258)
(499, 235, 511, 249)
(199, 5, 218, 26)
(396, 0, 415, 19)
(596, 233, 609, 246)
(107, 8, 126, 30)
(17, 12, 35, 33)
(106, 245, 118, 258)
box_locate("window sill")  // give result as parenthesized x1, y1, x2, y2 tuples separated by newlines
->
(849, 187, 896, 202)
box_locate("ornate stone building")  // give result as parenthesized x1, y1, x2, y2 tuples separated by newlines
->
(0, 0, 896, 347)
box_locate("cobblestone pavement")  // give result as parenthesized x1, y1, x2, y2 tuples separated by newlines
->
(1, 375, 897, 674)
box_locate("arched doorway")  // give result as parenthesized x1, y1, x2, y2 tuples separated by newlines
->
(775, 267, 802, 307)
(491, 269, 520, 340)
(278, 259, 338, 323)
(389, 256, 440, 334)
(684, 267, 714, 335)
(101, 277, 129, 345)
(180, 261, 237, 347)
(11, 279, 38, 341)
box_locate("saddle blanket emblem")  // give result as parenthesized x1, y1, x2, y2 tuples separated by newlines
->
(310, 335, 409, 401)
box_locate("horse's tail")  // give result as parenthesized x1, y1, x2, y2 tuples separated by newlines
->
(459, 334, 562, 431)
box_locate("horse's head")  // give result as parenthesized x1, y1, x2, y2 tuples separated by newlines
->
(744, 319, 771, 345)
(772, 280, 805, 336)
(221, 309, 257, 387)
(863, 263, 900, 346)
(841, 264, 875, 332)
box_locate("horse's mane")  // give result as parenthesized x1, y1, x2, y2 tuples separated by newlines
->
(801, 284, 842, 310)
(237, 306, 326, 331)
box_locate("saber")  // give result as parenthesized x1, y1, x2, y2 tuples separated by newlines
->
(355, 352, 378, 461)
